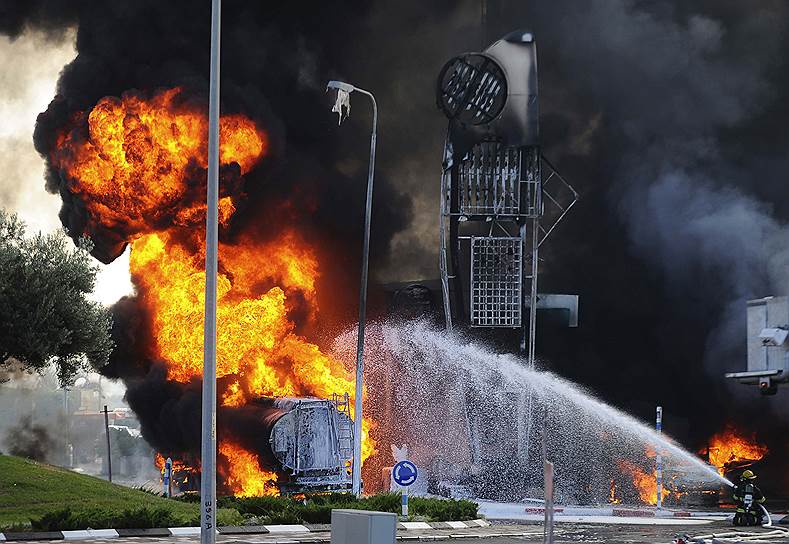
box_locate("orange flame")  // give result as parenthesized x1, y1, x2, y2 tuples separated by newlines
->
(155, 452, 199, 473)
(608, 479, 620, 504)
(52, 87, 267, 232)
(54, 88, 376, 496)
(129, 230, 356, 400)
(702, 425, 768, 476)
(219, 442, 278, 498)
(618, 460, 669, 506)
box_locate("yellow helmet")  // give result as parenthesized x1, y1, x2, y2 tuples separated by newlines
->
(741, 469, 757, 480)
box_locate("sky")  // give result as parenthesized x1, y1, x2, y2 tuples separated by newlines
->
(0, 28, 133, 306)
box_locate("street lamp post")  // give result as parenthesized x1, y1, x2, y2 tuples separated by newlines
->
(201, 0, 221, 543)
(326, 80, 377, 498)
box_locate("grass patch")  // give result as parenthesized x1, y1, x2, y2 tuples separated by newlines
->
(0, 455, 240, 530)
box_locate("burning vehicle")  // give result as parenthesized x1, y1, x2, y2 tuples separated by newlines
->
(268, 396, 354, 493)
(606, 426, 769, 508)
(36, 86, 377, 496)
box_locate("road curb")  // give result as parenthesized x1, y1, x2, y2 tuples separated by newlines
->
(0, 519, 489, 541)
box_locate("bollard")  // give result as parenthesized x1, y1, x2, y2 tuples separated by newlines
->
(164, 457, 173, 497)
(656, 406, 663, 510)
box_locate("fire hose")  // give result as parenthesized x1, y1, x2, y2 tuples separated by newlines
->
(683, 505, 789, 543)
(758, 503, 772, 527)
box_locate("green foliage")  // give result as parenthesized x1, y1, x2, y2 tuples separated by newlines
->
(0, 209, 113, 386)
(30, 507, 180, 531)
(0, 455, 476, 531)
(408, 497, 478, 521)
(354, 493, 402, 513)
(216, 509, 244, 527)
(133, 485, 165, 498)
(0, 455, 239, 529)
(174, 491, 200, 503)
(219, 492, 477, 524)
(216, 495, 284, 516)
(297, 504, 333, 524)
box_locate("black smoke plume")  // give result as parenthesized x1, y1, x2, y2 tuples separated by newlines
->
(4, 414, 55, 462)
(3, 0, 789, 493)
(0, 0, 423, 480)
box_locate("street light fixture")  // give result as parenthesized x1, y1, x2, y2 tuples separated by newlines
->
(326, 80, 377, 498)
(201, 1, 221, 543)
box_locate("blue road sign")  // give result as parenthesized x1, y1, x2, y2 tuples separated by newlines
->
(393, 460, 418, 487)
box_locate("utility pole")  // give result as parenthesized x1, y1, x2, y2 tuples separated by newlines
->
(103, 405, 112, 482)
(63, 388, 70, 467)
(200, 0, 221, 543)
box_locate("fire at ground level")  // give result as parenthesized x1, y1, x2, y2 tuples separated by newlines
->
(155, 348, 778, 507)
(23, 21, 787, 508)
(148, 288, 780, 503)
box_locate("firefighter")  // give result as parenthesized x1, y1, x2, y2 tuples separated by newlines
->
(732, 469, 766, 526)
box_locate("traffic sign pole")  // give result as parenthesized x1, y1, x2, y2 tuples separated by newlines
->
(392, 459, 417, 518)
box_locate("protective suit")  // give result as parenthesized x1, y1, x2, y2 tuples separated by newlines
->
(732, 470, 766, 526)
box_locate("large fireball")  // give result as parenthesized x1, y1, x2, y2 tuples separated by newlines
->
(52, 87, 375, 496)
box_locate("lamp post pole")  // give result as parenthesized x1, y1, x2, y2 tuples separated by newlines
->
(326, 81, 377, 497)
(201, 0, 221, 543)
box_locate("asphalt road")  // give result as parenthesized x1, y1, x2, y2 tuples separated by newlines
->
(10, 522, 789, 544)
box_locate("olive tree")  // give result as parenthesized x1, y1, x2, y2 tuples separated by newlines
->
(0, 210, 113, 385)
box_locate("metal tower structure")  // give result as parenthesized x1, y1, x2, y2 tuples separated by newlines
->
(437, 31, 577, 363)
(437, 31, 578, 466)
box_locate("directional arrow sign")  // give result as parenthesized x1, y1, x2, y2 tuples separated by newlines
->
(393, 460, 418, 487)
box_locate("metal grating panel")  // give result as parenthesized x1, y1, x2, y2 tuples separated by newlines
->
(459, 143, 521, 216)
(470, 236, 522, 327)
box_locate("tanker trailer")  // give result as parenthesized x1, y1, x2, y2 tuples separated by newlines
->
(269, 394, 354, 493)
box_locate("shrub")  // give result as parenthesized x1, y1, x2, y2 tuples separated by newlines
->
(357, 493, 401, 513)
(216, 509, 244, 527)
(184, 508, 243, 528)
(172, 493, 476, 525)
(113, 507, 179, 529)
(174, 491, 201, 503)
(31, 509, 80, 531)
(225, 495, 290, 517)
(306, 493, 358, 507)
(30, 506, 180, 531)
(263, 507, 302, 525)
(409, 497, 477, 521)
(297, 504, 333, 524)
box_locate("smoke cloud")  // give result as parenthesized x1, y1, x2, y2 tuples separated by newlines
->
(3, 0, 789, 476)
(4, 414, 55, 462)
(496, 0, 789, 442)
